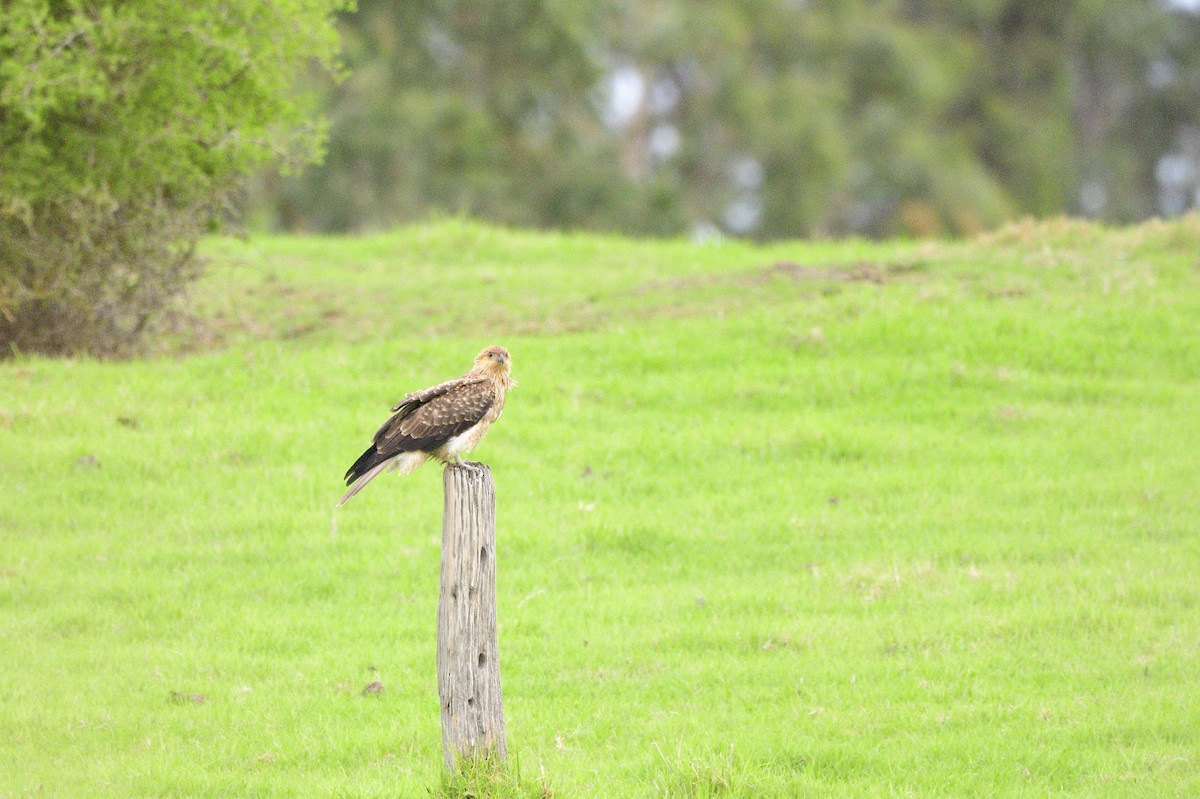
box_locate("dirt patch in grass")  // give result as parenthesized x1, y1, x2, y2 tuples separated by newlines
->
(630, 258, 929, 296)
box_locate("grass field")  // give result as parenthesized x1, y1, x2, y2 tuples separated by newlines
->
(2, 218, 1199, 797)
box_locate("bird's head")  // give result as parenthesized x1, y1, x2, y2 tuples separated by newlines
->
(473, 345, 513, 382)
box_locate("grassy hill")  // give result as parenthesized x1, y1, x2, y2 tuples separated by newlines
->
(2, 218, 1199, 797)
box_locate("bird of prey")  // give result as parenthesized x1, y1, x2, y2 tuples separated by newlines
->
(338, 346, 515, 506)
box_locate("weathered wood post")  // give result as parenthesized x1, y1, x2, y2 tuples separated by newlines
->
(437, 463, 507, 770)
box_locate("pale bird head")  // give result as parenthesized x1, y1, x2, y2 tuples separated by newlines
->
(474, 345, 512, 377)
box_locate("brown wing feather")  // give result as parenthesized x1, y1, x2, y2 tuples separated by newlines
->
(374, 380, 495, 455)
(376, 376, 486, 440)
(390, 375, 486, 413)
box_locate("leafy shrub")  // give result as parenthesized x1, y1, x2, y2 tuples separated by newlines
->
(0, 0, 348, 356)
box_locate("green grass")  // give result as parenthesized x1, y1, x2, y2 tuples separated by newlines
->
(2, 217, 1200, 797)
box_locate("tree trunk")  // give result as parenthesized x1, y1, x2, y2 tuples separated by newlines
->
(437, 463, 507, 770)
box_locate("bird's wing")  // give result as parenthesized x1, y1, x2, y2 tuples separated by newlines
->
(374, 376, 484, 437)
(373, 377, 495, 454)
(390, 375, 485, 414)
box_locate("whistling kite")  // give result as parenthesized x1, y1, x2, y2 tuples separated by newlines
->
(338, 346, 515, 505)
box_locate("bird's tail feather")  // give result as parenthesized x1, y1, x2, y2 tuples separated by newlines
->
(337, 451, 428, 506)
(344, 444, 383, 484)
(337, 460, 391, 507)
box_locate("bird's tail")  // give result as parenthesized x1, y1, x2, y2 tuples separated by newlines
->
(337, 460, 391, 507)
(344, 444, 384, 486)
(337, 450, 428, 506)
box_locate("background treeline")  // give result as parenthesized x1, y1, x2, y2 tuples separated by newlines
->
(4, 0, 1198, 356)
(250, 0, 1200, 240)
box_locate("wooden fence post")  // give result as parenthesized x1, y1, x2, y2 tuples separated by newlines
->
(438, 463, 507, 771)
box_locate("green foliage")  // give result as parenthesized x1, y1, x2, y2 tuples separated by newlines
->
(3, 220, 1200, 796)
(0, 0, 345, 203)
(252, 1, 1200, 239)
(0, 0, 348, 355)
(257, 0, 685, 236)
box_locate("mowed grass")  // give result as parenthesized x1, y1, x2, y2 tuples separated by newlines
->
(2, 218, 1199, 797)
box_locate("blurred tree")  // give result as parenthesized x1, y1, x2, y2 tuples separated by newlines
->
(255, 0, 687, 236)
(250, 0, 1200, 239)
(0, 0, 347, 355)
